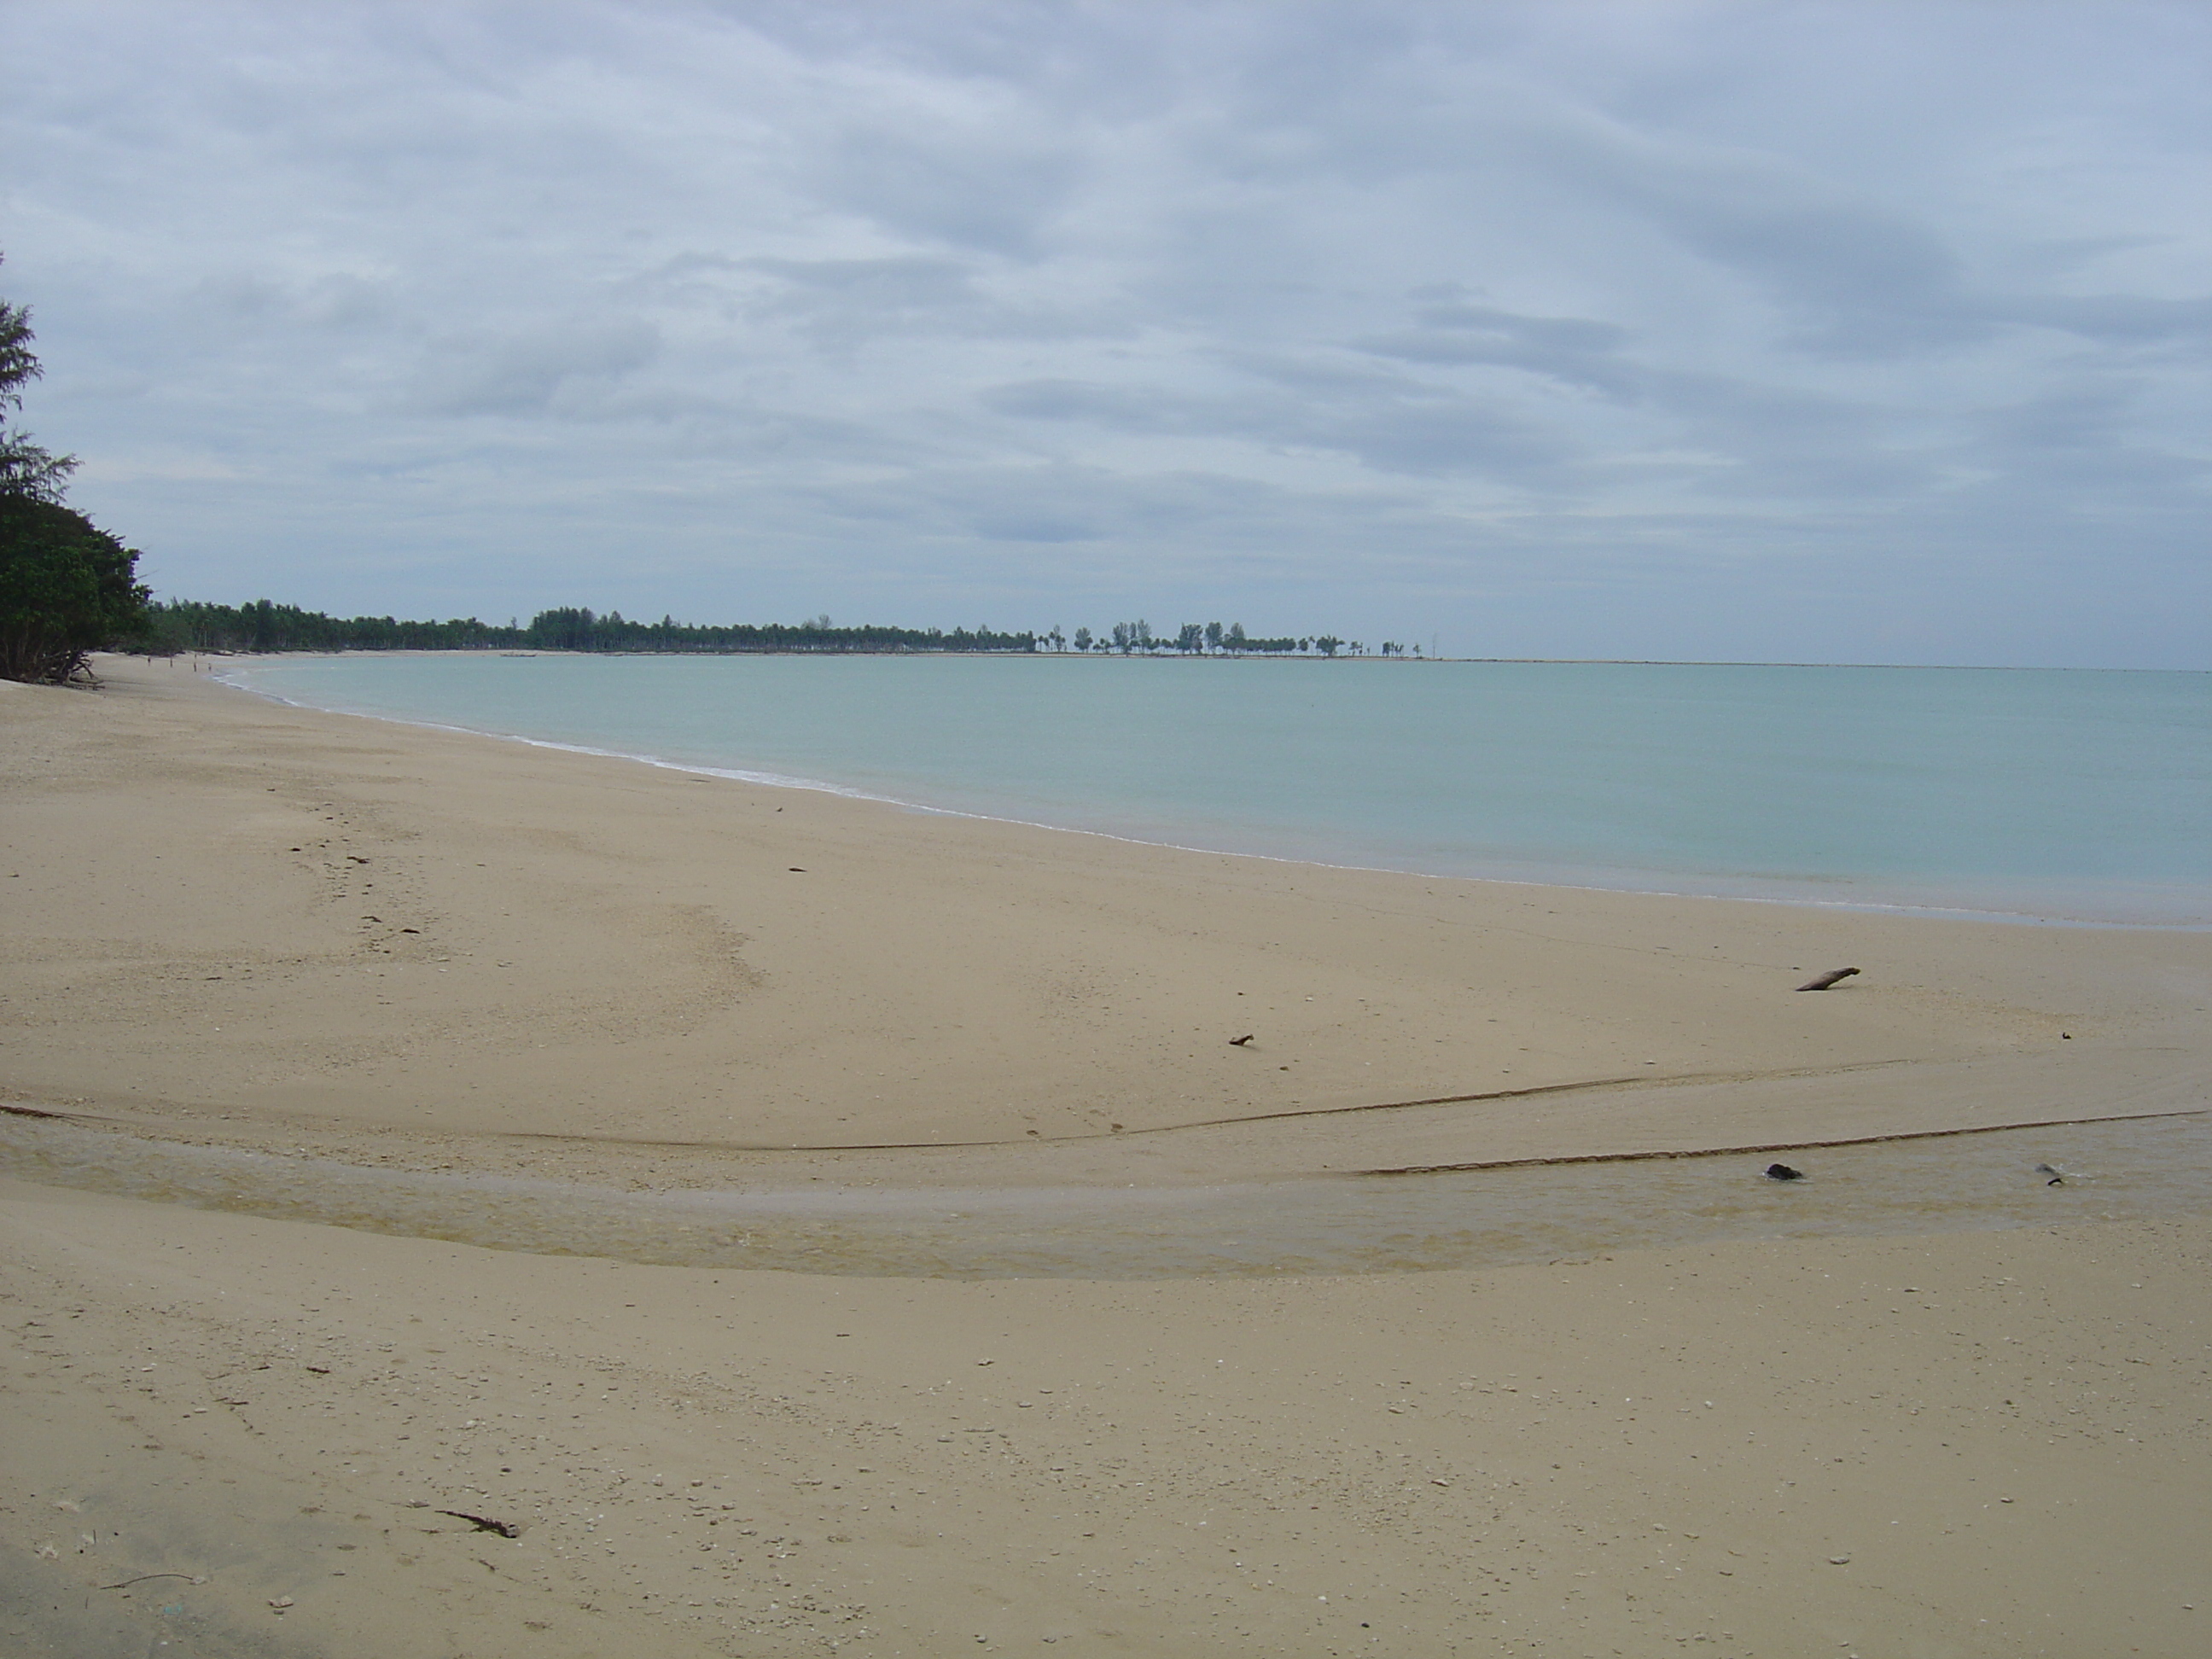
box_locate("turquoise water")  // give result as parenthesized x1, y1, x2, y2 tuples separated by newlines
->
(222, 654, 2212, 926)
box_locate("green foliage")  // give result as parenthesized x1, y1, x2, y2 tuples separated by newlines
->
(0, 253, 141, 683)
(521, 608, 1037, 654)
(141, 602, 1041, 656)
(0, 497, 150, 683)
(0, 260, 76, 504)
(1197, 621, 1305, 655)
(143, 599, 525, 655)
(1063, 618, 1332, 656)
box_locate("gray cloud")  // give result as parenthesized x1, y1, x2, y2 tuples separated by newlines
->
(414, 319, 661, 417)
(3, 0, 2206, 665)
(807, 126, 1081, 259)
(1555, 127, 1982, 355)
(984, 358, 1572, 484)
(1354, 301, 1641, 398)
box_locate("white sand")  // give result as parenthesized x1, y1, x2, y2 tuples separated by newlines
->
(3, 659, 2207, 1656)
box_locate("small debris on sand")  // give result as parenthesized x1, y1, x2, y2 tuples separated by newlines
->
(437, 1510, 523, 1539)
(1796, 968, 1860, 992)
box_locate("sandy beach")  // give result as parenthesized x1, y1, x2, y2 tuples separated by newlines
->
(4, 659, 2209, 1657)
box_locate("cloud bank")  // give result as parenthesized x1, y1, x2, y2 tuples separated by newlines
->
(3, 0, 2206, 664)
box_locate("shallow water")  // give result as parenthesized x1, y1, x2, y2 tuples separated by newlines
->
(5, 1112, 2206, 1280)
(223, 655, 2212, 926)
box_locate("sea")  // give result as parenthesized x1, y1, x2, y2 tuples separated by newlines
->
(219, 653, 2211, 928)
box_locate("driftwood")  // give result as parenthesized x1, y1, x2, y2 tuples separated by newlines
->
(1796, 967, 1860, 992)
(437, 1510, 523, 1539)
(1228, 1033, 1254, 1046)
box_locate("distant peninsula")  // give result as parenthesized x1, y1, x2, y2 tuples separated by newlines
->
(145, 601, 1419, 659)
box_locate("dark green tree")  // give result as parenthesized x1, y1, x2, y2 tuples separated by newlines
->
(0, 259, 76, 504)
(0, 496, 149, 682)
(1, 256, 147, 682)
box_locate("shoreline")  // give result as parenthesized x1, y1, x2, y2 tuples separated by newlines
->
(215, 651, 2212, 930)
(10, 656, 2210, 1167)
(5, 659, 2209, 1656)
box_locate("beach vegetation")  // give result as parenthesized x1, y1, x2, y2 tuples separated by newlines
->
(0, 496, 151, 683)
(145, 598, 523, 655)
(0, 265, 77, 505)
(1, 255, 150, 684)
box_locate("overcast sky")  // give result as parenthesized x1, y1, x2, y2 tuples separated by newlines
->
(3, 2, 2206, 665)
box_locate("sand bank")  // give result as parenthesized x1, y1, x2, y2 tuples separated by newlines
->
(3, 659, 2209, 1656)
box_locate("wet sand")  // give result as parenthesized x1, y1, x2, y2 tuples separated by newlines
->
(3, 659, 2209, 1656)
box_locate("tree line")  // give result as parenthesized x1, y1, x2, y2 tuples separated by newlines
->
(521, 608, 1037, 655)
(142, 602, 1042, 655)
(140, 605, 1423, 660)
(1064, 620, 1419, 658)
